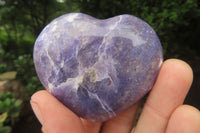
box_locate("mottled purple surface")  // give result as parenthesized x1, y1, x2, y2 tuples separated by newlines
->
(33, 13, 163, 122)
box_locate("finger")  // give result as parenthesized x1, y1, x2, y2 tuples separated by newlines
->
(166, 105, 200, 133)
(30, 90, 85, 133)
(80, 118, 102, 133)
(134, 59, 193, 133)
(101, 102, 140, 133)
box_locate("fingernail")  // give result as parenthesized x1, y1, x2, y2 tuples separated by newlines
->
(31, 100, 44, 125)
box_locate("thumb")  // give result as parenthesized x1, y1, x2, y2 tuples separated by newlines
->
(30, 90, 84, 133)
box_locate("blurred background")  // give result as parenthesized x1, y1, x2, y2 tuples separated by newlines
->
(0, 0, 200, 132)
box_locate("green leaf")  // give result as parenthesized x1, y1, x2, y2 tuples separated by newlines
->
(4, 98, 11, 106)
(14, 100, 22, 107)
(0, 112, 7, 123)
(169, 12, 178, 21)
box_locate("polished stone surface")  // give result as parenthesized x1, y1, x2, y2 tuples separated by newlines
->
(34, 13, 163, 122)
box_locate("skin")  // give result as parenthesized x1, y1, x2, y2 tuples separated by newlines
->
(31, 59, 200, 133)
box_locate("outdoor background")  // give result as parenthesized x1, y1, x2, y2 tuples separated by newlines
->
(0, 0, 200, 132)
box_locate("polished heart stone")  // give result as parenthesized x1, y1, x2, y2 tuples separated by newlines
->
(33, 13, 163, 122)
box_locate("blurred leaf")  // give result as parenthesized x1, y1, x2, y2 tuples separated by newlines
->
(14, 100, 22, 107)
(0, 71, 17, 80)
(0, 112, 7, 123)
(0, 92, 22, 126)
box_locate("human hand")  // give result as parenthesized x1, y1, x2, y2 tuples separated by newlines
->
(31, 59, 200, 133)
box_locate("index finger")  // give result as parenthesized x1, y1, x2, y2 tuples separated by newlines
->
(134, 59, 193, 133)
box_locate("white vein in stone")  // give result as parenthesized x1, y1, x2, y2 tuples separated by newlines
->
(87, 91, 116, 118)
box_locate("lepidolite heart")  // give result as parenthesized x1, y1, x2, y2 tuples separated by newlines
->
(33, 13, 163, 122)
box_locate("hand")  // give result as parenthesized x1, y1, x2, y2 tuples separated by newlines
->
(31, 59, 200, 133)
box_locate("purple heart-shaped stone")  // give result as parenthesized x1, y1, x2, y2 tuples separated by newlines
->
(33, 13, 163, 122)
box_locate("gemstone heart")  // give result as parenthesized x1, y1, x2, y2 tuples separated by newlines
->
(33, 13, 163, 122)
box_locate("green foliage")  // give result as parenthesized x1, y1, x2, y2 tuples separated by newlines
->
(0, 92, 22, 132)
(0, 113, 12, 133)
(0, 0, 72, 101)
(0, 64, 7, 74)
(0, 48, 7, 73)
(78, 0, 200, 56)
(0, 0, 76, 36)
(14, 55, 34, 82)
(0, 49, 7, 73)
(14, 54, 44, 99)
(0, 92, 22, 123)
(25, 76, 44, 99)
